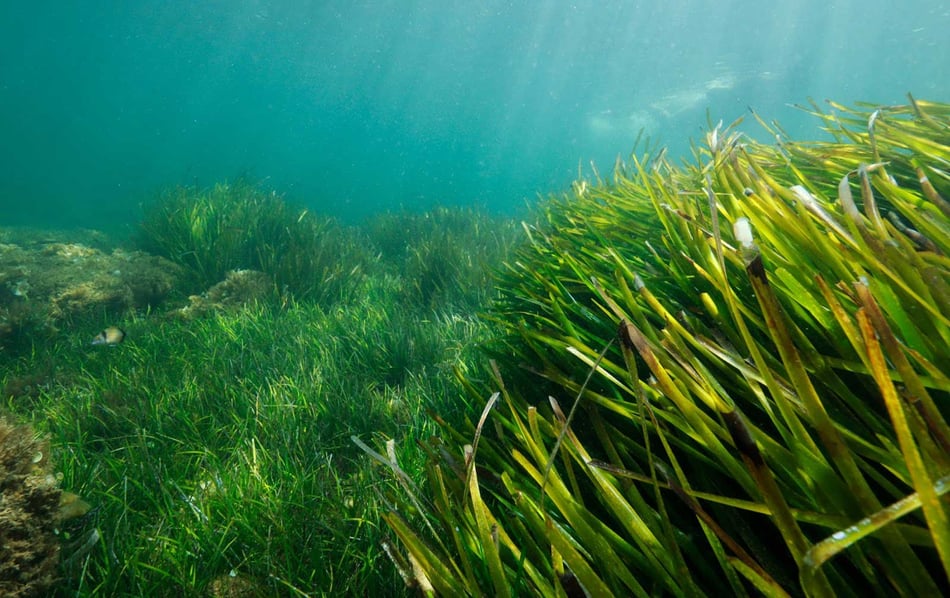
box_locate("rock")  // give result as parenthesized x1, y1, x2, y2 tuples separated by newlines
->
(0, 416, 62, 597)
(174, 269, 277, 319)
(0, 227, 182, 349)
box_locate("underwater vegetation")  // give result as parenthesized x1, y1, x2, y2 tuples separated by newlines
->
(374, 97, 950, 596)
(2, 95, 947, 596)
(367, 206, 521, 311)
(136, 179, 368, 305)
(0, 203, 514, 595)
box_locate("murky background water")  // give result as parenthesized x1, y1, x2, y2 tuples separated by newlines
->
(2, 1, 946, 229)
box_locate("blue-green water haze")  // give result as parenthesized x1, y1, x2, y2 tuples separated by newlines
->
(2, 1, 946, 230)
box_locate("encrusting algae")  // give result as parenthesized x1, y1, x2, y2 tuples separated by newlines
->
(0, 416, 62, 597)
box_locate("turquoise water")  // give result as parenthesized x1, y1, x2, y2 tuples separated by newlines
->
(1, 1, 946, 230)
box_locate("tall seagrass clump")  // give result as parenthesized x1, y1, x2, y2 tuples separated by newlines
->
(371, 97, 950, 596)
(137, 179, 367, 305)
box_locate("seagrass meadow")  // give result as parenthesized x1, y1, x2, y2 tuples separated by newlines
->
(1, 97, 948, 597)
(0, 201, 519, 595)
(373, 96, 950, 596)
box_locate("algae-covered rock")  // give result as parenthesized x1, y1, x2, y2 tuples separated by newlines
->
(0, 229, 182, 348)
(206, 571, 269, 598)
(0, 416, 62, 597)
(174, 269, 277, 319)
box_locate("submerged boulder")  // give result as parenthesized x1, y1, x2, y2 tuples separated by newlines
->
(0, 228, 182, 348)
(174, 269, 277, 319)
(0, 416, 62, 597)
